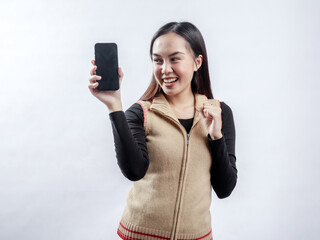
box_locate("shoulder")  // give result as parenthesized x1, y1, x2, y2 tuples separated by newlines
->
(136, 99, 152, 114)
(218, 101, 235, 131)
(219, 101, 233, 118)
(125, 99, 152, 127)
(125, 103, 144, 123)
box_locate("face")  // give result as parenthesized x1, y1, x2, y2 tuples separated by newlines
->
(152, 32, 202, 98)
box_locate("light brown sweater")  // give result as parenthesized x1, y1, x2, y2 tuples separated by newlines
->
(117, 93, 219, 240)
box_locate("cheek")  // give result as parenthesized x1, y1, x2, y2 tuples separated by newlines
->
(153, 65, 161, 78)
(174, 64, 193, 79)
(152, 68, 160, 84)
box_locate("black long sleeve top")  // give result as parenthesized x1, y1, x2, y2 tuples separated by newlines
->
(109, 102, 237, 199)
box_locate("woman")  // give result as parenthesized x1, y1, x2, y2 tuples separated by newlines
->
(88, 22, 237, 240)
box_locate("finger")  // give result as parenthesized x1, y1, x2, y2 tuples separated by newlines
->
(91, 59, 96, 65)
(118, 67, 124, 78)
(88, 75, 101, 83)
(89, 75, 102, 83)
(199, 105, 205, 114)
(203, 103, 219, 110)
(204, 109, 209, 118)
(118, 67, 124, 85)
(202, 103, 221, 114)
(196, 105, 203, 112)
(90, 65, 97, 76)
(199, 105, 211, 119)
(204, 99, 220, 107)
(199, 107, 205, 119)
(203, 109, 215, 119)
(88, 82, 99, 89)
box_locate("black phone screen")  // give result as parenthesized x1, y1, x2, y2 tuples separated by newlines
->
(94, 43, 119, 91)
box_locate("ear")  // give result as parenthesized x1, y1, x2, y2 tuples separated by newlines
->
(194, 55, 203, 71)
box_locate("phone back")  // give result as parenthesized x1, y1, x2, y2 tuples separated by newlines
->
(94, 43, 119, 91)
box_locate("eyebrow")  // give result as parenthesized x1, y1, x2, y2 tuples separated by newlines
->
(152, 51, 185, 57)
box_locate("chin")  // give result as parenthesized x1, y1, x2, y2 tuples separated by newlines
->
(161, 89, 181, 98)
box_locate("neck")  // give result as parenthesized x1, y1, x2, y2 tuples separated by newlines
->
(164, 89, 195, 108)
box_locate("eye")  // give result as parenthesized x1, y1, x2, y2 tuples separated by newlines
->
(153, 58, 163, 64)
(171, 57, 179, 62)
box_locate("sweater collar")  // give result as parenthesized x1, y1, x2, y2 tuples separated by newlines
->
(149, 92, 208, 126)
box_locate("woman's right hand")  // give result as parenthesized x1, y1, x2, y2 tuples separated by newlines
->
(88, 60, 124, 112)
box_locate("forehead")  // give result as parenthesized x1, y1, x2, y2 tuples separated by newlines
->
(152, 32, 190, 55)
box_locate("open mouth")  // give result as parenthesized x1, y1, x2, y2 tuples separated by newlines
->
(163, 78, 179, 84)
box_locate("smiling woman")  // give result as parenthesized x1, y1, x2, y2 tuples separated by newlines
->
(151, 32, 203, 110)
(88, 22, 237, 240)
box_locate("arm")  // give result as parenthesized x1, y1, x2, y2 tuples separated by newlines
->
(109, 103, 149, 181)
(209, 102, 237, 199)
(88, 61, 149, 181)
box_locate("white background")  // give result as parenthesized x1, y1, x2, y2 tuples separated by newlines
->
(1, 0, 319, 239)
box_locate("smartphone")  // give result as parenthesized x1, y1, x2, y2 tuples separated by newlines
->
(94, 43, 119, 91)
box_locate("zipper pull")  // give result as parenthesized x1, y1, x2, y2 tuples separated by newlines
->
(187, 133, 190, 145)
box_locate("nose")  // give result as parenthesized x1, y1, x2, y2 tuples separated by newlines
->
(161, 61, 173, 75)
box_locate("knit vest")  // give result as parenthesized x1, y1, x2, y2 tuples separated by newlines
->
(117, 93, 220, 240)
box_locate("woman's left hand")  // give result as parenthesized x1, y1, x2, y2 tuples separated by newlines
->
(199, 101, 223, 140)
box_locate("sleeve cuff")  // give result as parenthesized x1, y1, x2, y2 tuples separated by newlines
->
(208, 134, 225, 146)
(109, 111, 125, 122)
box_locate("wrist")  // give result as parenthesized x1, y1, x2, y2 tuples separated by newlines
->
(210, 132, 223, 140)
(106, 103, 123, 113)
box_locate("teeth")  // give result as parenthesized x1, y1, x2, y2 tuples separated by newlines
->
(163, 78, 178, 83)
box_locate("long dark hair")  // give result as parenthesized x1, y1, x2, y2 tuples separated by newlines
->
(140, 22, 214, 100)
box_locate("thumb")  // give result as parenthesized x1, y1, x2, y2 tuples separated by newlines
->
(118, 67, 124, 86)
(199, 106, 205, 118)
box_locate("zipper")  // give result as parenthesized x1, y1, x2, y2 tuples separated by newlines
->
(171, 130, 191, 240)
(151, 108, 198, 240)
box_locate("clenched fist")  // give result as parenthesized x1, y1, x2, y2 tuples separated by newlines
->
(199, 100, 223, 140)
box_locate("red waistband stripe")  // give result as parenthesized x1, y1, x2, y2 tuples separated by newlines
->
(120, 222, 170, 239)
(118, 222, 212, 240)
